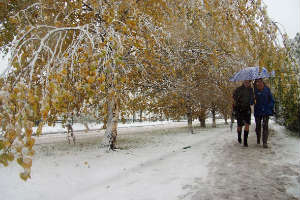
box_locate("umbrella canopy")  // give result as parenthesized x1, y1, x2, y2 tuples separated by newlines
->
(229, 66, 275, 82)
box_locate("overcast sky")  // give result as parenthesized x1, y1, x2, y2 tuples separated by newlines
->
(0, 1, 299, 72)
(263, 0, 300, 39)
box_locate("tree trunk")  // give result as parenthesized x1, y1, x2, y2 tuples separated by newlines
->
(160, 112, 163, 121)
(102, 96, 119, 151)
(298, 108, 300, 137)
(198, 105, 207, 128)
(132, 112, 136, 123)
(83, 122, 90, 132)
(185, 93, 194, 134)
(187, 107, 194, 134)
(199, 116, 206, 128)
(224, 114, 228, 125)
(139, 109, 143, 122)
(212, 109, 216, 128)
(111, 101, 119, 150)
(102, 116, 107, 129)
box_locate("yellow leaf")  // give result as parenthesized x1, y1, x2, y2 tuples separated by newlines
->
(42, 108, 49, 119)
(20, 171, 31, 181)
(13, 87, 20, 94)
(27, 150, 35, 156)
(87, 76, 95, 84)
(62, 68, 68, 76)
(9, 16, 18, 24)
(28, 95, 35, 104)
(55, 21, 63, 27)
(25, 138, 35, 148)
(79, 58, 86, 64)
(7, 152, 14, 161)
(120, 77, 126, 83)
(16, 146, 22, 153)
(100, 84, 105, 91)
(23, 158, 32, 169)
(101, 73, 106, 82)
(0, 140, 4, 150)
(25, 128, 33, 137)
(36, 122, 43, 136)
(0, 157, 8, 167)
(17, 157, 23, 166)
(4, 140, 11, 148)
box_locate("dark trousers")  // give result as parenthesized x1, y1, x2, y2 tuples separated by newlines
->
(255, 116, 269, 144)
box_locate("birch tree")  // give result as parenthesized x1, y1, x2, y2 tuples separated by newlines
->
(0, 0, 170, 179)
(0, 0, 298, 180)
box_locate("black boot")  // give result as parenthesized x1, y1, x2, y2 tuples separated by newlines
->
(256, 128, 261, 144)
(263, 143, 268, 148)
(244, 131, 249, 147)
(257, 135, 260, 144)
(238, 131, 242, 144)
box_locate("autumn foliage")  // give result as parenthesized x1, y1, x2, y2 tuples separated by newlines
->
(0, 0, 298, 180)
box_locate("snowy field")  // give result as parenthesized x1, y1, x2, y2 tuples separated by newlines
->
(0, 119, 299, 200)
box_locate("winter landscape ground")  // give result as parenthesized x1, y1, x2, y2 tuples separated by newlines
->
(0, 119, 299, 200)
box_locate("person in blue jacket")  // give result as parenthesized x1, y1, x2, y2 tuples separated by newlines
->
(254, 78, 275, 148)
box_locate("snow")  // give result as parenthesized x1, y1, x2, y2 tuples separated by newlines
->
(34, 120, 181, 134)
(0, 119, 299, 200)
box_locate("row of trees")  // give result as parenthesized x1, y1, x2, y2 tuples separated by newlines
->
(0, 0, 298, 180)
(274, 33, 300, 132)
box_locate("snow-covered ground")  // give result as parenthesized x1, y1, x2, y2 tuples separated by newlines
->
(0, 119, 299, 200)
(32, 120, 181, 135)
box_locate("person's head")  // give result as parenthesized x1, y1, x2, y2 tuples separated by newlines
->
(243, 80, 251, 88)
(255, 78, 264, 90)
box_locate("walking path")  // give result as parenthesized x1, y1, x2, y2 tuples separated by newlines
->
(0, 121, 299, 200)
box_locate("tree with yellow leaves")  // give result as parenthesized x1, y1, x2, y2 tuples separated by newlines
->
(0, 0, 298, 181)
(0, 0, 170, 180)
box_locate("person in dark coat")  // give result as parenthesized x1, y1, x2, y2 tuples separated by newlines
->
(254, 78, 274, 148)
(233, 80, 254, 147)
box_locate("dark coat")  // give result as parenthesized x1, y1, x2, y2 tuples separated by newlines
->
(233, 85, 254, 112)
(254, 86, 274, 117)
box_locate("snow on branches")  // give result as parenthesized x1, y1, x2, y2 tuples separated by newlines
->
(0, 0, 297, 180)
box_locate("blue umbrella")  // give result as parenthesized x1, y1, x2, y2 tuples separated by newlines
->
(229, 66, 275, 82)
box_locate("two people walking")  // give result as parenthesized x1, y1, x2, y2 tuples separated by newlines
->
(233, 78, 274, 148)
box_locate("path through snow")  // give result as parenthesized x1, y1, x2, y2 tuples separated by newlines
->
(180, 121, 300, 200)
(0, 121, 299, 200)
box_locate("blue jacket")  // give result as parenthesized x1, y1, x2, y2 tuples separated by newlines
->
(254, 86, 275, 117)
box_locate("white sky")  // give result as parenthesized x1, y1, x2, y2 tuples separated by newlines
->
(0, 1, 299, 73)
(263, 0, 300, 39)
